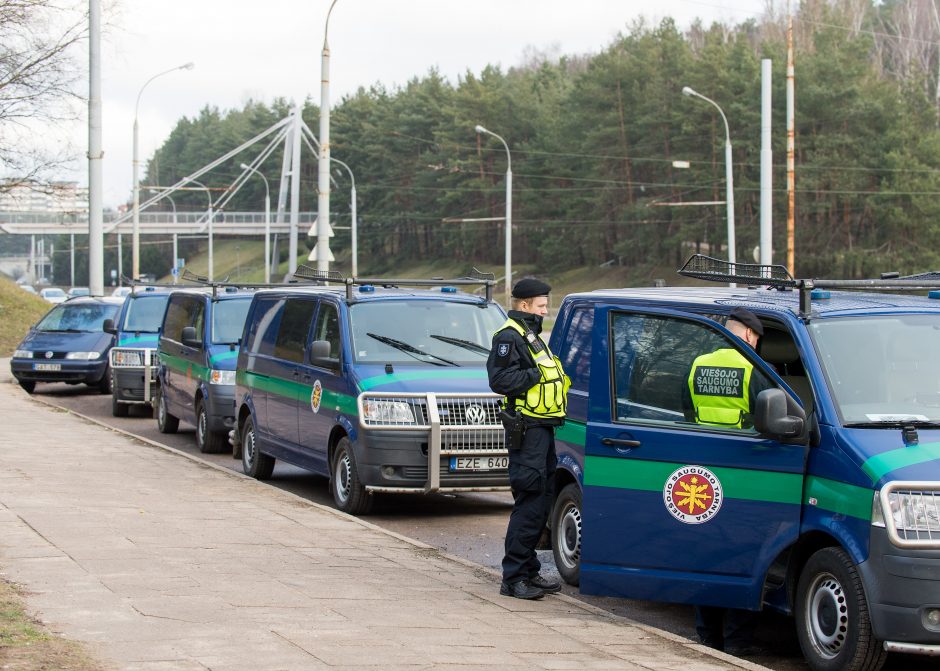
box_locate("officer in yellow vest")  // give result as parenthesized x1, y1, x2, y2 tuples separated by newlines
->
(487, 278, 570, 600)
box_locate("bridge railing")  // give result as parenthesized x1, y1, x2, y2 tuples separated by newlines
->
(0, 211, 318, 225)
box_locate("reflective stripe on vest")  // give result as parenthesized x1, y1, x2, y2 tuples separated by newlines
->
(687, 348, 753, 428)
(496, 318, 570, 419)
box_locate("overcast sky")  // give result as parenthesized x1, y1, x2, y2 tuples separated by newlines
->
(66, 0, 763, 208)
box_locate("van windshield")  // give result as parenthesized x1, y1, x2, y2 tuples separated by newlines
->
(212, 297, 252, 344)
(349, 300, 504, 366)
(809, 314, 940, 425)
(121, 294, 169, 333)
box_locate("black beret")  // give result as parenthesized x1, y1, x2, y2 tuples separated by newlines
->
(511, 278, 552, 299)
(729, 306, 764, 336)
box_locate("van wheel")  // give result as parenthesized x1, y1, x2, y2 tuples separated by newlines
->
(111, 394, 129, 417)
(331, 438, 372, 515)
(796, 547, 887, 671)
(18, 380, 35, 394)
(241, 416, 274, 479)
(97, 367, 112, 394)
(156, 386, 179, 434)
(196, 399, 227, 453)
(551, 483, 582, 586)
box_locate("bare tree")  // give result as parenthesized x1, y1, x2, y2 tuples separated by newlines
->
(0, 0, 86, 190)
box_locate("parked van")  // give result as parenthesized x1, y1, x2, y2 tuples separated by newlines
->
(546, 255, 940, 671)
(233, 275, 509, 514)
(104, 285, 172, 417)
(155, 286, 255, 453)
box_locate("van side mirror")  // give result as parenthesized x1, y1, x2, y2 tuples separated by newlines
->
(181, 326, 202, 348)
(754, 388, 805, 438)
(102, 318, 116, 334)
(310, 339, 338, 369)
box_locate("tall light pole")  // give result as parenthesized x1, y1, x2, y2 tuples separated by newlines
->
(241, 163, 271, 283)
(475, 125, 512, 306)
(88, 0, 103, 296)
(682, 86, 736, 268)
(317, 0, 340, 272)
(332, 157, 357, 277)
(188, 179, 213, 280)
(150, 188, 180, 282)
(132, 62, 194, 281)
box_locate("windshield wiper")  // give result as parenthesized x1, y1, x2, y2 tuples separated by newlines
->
(429, 334, 490, 355)
(844, 420, 940, 429)
(366, 332, 458, 367)
(41, 328, 83, 333)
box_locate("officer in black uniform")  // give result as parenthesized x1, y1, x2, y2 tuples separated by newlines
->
(487, 278, 570, 600)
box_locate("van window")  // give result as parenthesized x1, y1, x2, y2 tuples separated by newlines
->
(211, 297, 252, 344)
(311, 302, 341, 360)
(273, 298, 317, 363)
(245, 298, 285, 356)
(122, 294, 169, 333)
(162, 297, 204, 342)
(558, 307, 593, 392)
(610, 312, 772, 430)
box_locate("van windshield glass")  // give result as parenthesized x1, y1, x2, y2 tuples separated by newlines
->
(810, 314, 940, 424)
(349, 300, 504, 365)
(121, 294, 169, 333)
(36, 303, 120, 332)
(212, 297, 252, 344)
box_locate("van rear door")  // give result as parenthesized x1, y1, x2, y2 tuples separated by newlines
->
(580, 307, 806, 611)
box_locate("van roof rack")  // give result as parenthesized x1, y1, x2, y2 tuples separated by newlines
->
(678, 254, 940, 318)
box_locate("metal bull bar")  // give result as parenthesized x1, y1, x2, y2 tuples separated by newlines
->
(356, 392, 509, 494)
(110, 346, 157, 404)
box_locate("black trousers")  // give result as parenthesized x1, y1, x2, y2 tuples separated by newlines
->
(502, 424, 557, 584)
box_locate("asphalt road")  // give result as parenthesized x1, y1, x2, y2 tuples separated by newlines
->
(24, 381, 933, 671)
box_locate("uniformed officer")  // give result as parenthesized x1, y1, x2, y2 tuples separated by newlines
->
(685, 306, 768, 653)
(487, 278, 570, 600)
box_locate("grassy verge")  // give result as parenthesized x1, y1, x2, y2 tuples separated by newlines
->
(0, 578, 107, 671)
(0, 276, 52, 356)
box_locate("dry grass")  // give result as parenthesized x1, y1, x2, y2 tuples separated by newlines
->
(0, 276, 52, 356)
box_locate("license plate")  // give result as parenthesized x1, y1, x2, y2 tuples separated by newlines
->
(33, 363, 61, 371)
(449, 456, 509, 472)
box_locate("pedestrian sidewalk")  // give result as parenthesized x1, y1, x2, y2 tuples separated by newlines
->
(0, 373, 767, 671)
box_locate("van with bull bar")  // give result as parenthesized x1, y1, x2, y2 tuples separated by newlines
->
(547, 255, 940, 671)
(232, 269, 510, 514)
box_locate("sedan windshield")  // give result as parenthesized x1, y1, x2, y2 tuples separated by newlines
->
(810, 314, 940, 424)
(122, 294, 170, 333)
(36, 303, 120, 332)
(211, 297, 252, 344)
(349, 299, 505, 365)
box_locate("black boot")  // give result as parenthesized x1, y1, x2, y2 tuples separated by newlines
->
(528, 574, 561, 593)
(499, 579, 545, 600)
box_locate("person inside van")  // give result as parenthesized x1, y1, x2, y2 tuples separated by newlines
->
(683, 306, 768, 654)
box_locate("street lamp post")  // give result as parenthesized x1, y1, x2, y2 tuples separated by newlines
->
(132, 62, 194, 281)
(474, 125, 512, 306)
(682, 86, 735, 267)
(331, 158, 357, 277)
(188, 179, 213, 281)
(241, 163, 271, 283)
(150, 188, 180, 282)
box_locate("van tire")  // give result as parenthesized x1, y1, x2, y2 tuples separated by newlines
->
(196, 399, 227, 453)
(156, 385, 179, 434)
(795, 547, 887, 671)
(97, 367, 112, 394)
(18, 380, 35, 394)
(331, 438, 372, 515)
(241, 416, 274, 479)
(111, 395, 129, 417)
(551, 483, 582, 586)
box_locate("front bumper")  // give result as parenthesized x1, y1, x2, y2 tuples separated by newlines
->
(110, 348, 157, 404)
(10, 358, 107, 385)
(204, 385, 236, 434)
(859, 526, 940, 651)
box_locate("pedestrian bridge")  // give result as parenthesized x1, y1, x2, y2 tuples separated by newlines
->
(0, 211, 318, 236)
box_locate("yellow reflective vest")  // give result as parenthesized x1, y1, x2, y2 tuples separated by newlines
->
(687, 348, 753, 428)
(496, 318, 570, 419)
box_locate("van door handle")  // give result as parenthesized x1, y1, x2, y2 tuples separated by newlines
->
(601, 438, 641, 448)
(292, 370, 300, 378)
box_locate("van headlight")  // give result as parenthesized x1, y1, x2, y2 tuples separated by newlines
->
(112, 350, 143, 366)
(13, 349, 33, 359)
(65, 351, 101, 360)
(873, 489, 940, 533)
(362, 400, 415, 424)
(209, 369, 236, 385)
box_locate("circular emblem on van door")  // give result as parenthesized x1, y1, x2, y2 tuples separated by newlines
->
(310, 379, 323, 414)
(663, 465, 723, 524)
(465, 404, 486, 425)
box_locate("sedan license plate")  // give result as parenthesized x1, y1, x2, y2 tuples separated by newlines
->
(33, 363, 61, 371)
(449, 456, 509, 472)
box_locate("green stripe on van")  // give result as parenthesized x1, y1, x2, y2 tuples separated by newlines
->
(861, 441, 940, 483)
(557, 419, 586, 445)
(804, 476, 873, 521)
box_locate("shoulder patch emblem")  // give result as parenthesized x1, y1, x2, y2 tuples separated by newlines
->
(497, 343, 510, 357)
(663, 465, 723, 524)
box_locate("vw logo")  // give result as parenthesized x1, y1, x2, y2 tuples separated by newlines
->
(45, 351, 53, 359)
(465, 404, 487, 424)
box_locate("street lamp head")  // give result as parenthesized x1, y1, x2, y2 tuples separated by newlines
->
(239, 163, 250, 170)
(474, 125, 487, 134)
(682, 86, 696, 97)
(181, 62, 195, 71)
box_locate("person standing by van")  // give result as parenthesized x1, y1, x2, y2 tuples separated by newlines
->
(487, 278, 570, 600)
